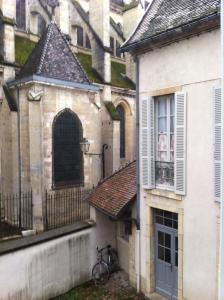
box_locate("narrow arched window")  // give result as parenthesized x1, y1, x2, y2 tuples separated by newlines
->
(116, 105, 125, 158)
(77, 26, 84, 47)
(16, 0, 26, 30)
(53, 109, 83, 187)
(37, 14, 46, 36)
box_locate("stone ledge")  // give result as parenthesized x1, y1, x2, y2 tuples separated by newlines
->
(0, 220, 95, 256)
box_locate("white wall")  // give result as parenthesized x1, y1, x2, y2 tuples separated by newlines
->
(139, 29, 221, 299)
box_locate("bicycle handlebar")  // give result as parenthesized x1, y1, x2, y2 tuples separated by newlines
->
(96, 244, 111, 253)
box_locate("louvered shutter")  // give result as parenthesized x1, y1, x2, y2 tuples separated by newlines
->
(140, 96, 155, 189)
(214, 87, 221, 200)
(175, 92, 187, 195)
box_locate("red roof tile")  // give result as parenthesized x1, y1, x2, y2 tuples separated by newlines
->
(88, 161, 136, 219)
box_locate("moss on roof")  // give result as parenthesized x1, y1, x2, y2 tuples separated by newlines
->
(15, 36, 36, 66)
(14, 36, 135, 90)
(111, 61, 135, 89)
(105, 101, 120, 120)
(76, 52, 103, 84)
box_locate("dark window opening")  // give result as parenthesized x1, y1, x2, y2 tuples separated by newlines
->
(116, 40, 121, 58)
(53, 109, 83, 187)
(86, 34, 91, 49)
(116, 105, 125, 158)
(37, 14, 46, 36)
(77, 26, 84, 47)
(110, 36, 115, 56)
(16, 0, 26, 30)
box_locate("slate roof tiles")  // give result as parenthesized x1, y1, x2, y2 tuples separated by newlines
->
(18, 22, 90, 85)
(87, 161, 136, 219)
(122, 0, 220, 49)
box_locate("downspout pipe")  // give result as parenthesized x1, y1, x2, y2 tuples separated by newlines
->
(16, 87, 22, 228)
(220, 1, 224, 298)
(135, 55, 141, 293)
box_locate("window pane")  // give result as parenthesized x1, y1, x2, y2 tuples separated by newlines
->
(77, 27, 84, 47)
(164, 211, 172, 219)
(175, 252, 178, 267)
(170, 116, 174, 132)
(165, 248, 171, 263)
(159, 117, 167, 133)
(158, 98, 167, 116)
(170, 97, 175, 115)
(158, 231, 164, 246)
(165, 233, 171, 248)
(156, 216, 163, 225)
(158, 246, 164, 260)
(158, 134, 167, 151)
(175, 236, 178, 251)
(164, 218, 172, 228)
(86, 34, 91, 49)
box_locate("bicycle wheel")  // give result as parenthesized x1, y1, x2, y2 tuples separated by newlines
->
(92, 261, 109, 285)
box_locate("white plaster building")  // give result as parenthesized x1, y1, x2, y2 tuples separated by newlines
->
(122, 0, 221, 299)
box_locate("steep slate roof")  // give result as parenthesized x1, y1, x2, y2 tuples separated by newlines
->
(122, 0, 220, 50)
(87, 161, 136, 219)
(18, 22, 90, 85)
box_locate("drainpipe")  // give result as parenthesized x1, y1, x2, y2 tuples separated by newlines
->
(16, 87, 22, 228)
(135, 55, 141, 293)
(220, 1, 224, 298)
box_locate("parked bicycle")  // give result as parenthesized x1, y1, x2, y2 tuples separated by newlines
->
(92, 244, 119, 285)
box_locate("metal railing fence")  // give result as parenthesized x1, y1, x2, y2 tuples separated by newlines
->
(44, 188, 91, 230)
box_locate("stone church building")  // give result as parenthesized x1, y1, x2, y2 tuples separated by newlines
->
(0, 0, 144, 230)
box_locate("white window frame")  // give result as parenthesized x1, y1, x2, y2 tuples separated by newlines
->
(155, 95, 175, 190)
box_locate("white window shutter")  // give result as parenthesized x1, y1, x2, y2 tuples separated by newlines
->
(175, 92, 187, 195)
(214, 87, 221, 200)
(140, 96, 155, 189)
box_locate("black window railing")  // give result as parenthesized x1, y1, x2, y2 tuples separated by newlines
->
(155, 161, 174, 188)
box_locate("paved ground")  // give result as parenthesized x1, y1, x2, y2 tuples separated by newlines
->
(53, 271, 148, 300)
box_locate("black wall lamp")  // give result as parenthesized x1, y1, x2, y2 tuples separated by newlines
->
(80, 138, 108, 178)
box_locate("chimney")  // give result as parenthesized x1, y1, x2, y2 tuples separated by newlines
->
(89, 0, 111, 83)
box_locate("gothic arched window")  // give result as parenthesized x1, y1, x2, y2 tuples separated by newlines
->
(16, 0, 26, 30)
(53, 109, 83, 187)
(116, 105, 125, 158)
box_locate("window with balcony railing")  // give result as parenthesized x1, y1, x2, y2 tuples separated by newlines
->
(155, 94, 175, 189)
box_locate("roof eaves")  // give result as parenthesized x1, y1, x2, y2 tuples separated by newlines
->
(8, 75, 99, 92)
(121, 12, 220, 52)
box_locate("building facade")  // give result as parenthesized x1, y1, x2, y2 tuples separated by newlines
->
(0, 0, 146, 230)
(122, 0, 221, 299)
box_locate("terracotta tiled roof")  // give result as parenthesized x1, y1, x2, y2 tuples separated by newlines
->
(88, 161, 136, 219)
